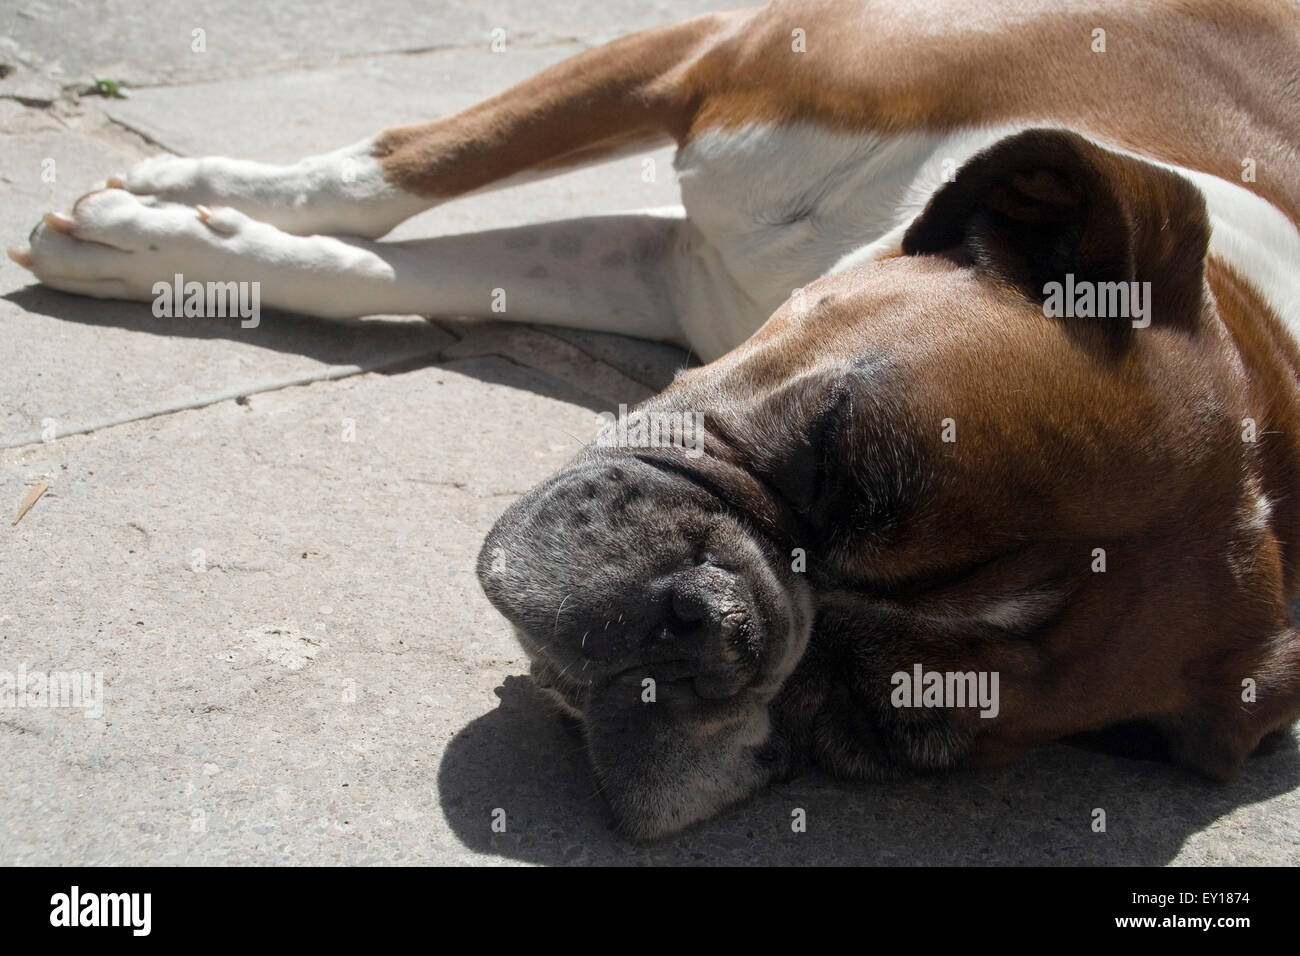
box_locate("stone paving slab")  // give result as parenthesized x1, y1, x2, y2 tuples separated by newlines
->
(96, 44, 595, 162)
(1, 0, 736, 88)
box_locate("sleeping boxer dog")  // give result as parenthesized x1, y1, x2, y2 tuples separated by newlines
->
(12, 0, 1300, 838)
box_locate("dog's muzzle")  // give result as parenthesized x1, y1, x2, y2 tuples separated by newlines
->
(475, 451, 815, 837)
(476, 454, 804, 710)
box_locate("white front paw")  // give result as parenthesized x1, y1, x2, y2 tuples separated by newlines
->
(11, 186, 400, 317)
(115, 141, 424, 239)
(13, 189, 257, 300)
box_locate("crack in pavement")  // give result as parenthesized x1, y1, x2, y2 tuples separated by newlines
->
(100, 113, 178, 154)
(0, 33, 595, 102)
(0, 351, 446, 451)
(0, 331, 640, 454)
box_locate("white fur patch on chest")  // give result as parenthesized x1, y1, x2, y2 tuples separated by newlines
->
(1173, 166, 1300, 344)
(673, 123, 1300, 359)
(673, 124, 1021, 357)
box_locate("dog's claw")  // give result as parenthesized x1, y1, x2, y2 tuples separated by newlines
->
(43, 212, 77, 234)
(106, 176, 126, 189)
(195, 204, 240, 236)
(7, 247, 34, 269)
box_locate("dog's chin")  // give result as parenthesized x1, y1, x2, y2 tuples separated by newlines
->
(579, 665, 794, 840)
(525, 600, 810, 840)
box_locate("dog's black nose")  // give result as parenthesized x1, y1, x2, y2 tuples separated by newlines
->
(576, 565, 746, 666)
(657, 578, 712, 643)
(663, 566, 755, 698)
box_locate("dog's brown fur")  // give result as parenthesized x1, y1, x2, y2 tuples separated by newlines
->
(377, 0, 1300, 225)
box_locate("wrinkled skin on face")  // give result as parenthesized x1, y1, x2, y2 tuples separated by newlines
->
(478, 130, 1300, 839)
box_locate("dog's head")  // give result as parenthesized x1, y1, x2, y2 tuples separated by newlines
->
(479, 129, 1300, 838)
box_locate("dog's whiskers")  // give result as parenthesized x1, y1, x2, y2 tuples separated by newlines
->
(553, 592, 572, 640)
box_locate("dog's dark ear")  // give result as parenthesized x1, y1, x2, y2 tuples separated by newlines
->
(902, 128, 1210, 324)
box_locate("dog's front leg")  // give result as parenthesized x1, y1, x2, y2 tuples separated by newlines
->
(13, 198, 692, 343)
(60, 13, 734, 240)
